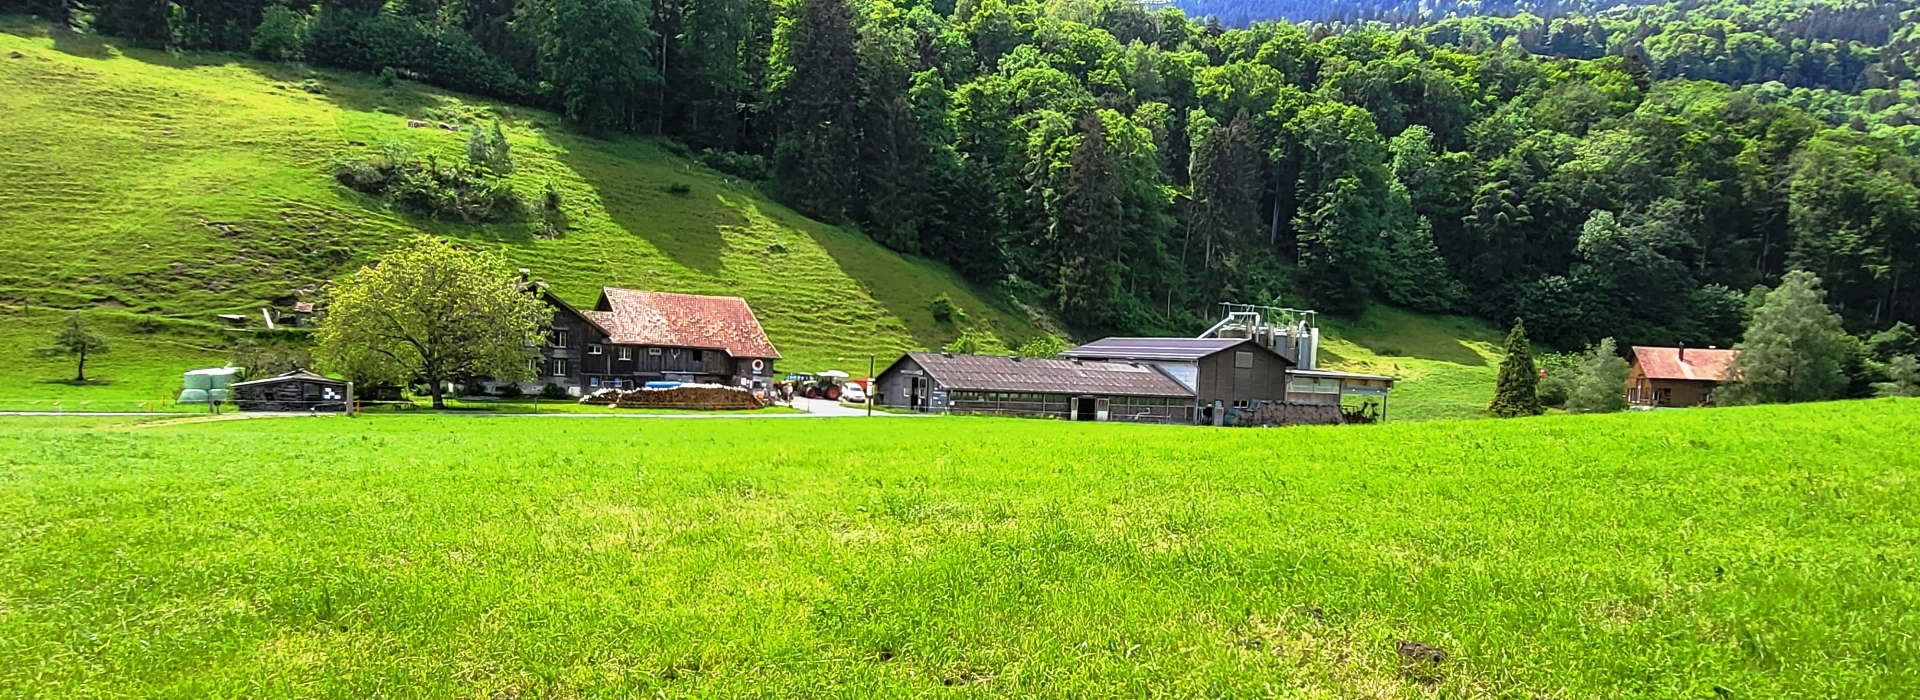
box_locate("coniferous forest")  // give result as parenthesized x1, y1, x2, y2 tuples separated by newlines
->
(8, 0, 1920, 349)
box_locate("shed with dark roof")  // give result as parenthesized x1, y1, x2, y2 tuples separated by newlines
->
(875, 352, 1195, 423)
(1063, 336, 1295, 410)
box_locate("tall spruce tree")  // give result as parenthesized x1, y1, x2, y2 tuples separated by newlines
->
(1052, 113, 1124, 329)
(1722, 270, 1851, 404)
(1490, 318, 1544, 417)
(772, 0, 862, 223)
(1187, 109, 1262, 297)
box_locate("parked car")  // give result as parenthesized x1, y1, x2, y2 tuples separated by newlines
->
(841, 383, 867, 403)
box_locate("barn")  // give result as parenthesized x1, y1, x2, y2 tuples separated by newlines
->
(1061, 336, 1399, 424)
(874, 352, 1196, 423)
(1060, 337, 1295, 410)
(231, 370, 350, 412)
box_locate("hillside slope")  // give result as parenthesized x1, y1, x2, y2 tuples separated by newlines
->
(0, 21, 1045, 403)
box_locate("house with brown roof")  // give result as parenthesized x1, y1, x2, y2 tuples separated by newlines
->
(1628, 345, 1740, 407)
(874, 352, 1196, 423)
(531, 287, 780, 395)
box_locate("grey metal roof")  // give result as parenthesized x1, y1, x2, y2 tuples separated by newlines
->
(230, 370, 347, 388)
(1288, 368, 1396, 383)
(903, 353, 1194, 397)
(1062, 337, 1292, 364)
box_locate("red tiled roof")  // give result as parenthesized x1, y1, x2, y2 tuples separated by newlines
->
(1631, 346, 1738, 382)
(587, 288, 781, 359)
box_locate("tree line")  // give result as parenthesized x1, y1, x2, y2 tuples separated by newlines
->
(9, 0, 1920, 349)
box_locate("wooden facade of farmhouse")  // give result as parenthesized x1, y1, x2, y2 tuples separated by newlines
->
(529, 286, 781, 395)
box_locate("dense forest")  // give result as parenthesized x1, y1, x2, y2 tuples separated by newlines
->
(6, 0, 1920, 350)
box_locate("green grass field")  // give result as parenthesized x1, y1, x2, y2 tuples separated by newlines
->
(3, 401, 1915, 697)
(0, 19, 1041, 389)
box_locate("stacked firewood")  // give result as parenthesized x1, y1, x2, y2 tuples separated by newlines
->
(579, 384, 763, 410)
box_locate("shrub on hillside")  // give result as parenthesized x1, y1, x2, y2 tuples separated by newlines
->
(302, 9, 532, 102)
(333, 143, 522, 223)
(697, 149, 769, 181)
(250, 5, 309, 60)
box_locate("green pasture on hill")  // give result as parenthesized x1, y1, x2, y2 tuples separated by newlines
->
(0, 20, 1040, 381)
(0, 19, 1506, 419)
(3, 400, 1917, 697)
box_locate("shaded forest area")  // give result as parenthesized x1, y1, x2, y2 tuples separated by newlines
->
(5, 0, 1918, 350)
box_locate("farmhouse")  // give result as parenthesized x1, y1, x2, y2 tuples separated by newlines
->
(874, 352, 1196, 423)
(1628, 345, 1738, 407)
(531, 286, 780, 395)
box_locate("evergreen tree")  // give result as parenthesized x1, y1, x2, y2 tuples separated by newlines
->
(772, 0, 862, 222)
(1489, 318, 1544, 417)
(1567, 336, 1630, 413)
(1873, 354, 1920, 397)
(487, 121, 514, 174)
(1187, 109, 1263, 299)
(1052, 113, 1124, 329)
(1722, 270, 1851, 404)
(466, 124, 492, 169)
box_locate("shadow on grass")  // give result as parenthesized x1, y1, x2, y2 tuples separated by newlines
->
(35, 377, 114, 386)
(1327, 306, 1495, 367)
(556, 139, 739, 275)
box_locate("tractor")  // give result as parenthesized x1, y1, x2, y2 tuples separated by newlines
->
(783, 371, 849, 400)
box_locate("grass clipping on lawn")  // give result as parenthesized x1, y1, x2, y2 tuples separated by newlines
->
(580, 383, 764, 410)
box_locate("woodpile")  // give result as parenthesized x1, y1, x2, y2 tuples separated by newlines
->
(1226, 401, 1345, 427)
(580, 384, 763, 410)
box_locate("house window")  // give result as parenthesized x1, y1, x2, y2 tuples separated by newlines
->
(550, 330, 569, 348)
(588, 344, 603, 355)
(648, 347, 663, 356)
(618, 347, 633, 361)
(1235, 351, 1254, 369)
(589, 377, 599, 388)
(551, 358, 568, 376)
(692, 349, 705, 362)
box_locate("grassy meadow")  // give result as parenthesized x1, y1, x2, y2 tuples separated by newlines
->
(3, 401, 1916, 697)
(0, 18, 1041, 386)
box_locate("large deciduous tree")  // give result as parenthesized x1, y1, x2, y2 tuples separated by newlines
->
(530, 0, 657, 130)
(1489, 318, 1544, 417)
(1567, 336, 1630, 413)
(314, 236, 551, 409)
(1722, 270, 1850, 404)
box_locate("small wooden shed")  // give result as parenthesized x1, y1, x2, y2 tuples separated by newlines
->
(230, 370, 351, 412)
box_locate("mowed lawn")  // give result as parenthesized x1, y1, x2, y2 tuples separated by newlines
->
(2, 403, 1916, 698)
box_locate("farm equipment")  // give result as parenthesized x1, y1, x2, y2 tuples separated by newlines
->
(782, 370, 851, 400)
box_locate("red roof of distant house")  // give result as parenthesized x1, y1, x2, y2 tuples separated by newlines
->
(1631, 346, 1738, 382)
(586, 288, 781, 359)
